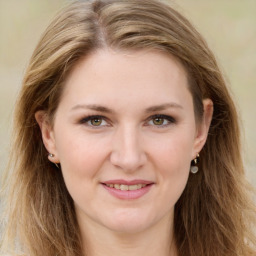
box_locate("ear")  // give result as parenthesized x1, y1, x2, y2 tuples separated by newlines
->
(192, 98, 213, 159)
(35, 111, 60, 164)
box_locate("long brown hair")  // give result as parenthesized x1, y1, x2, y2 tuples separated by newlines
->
(1, 0, 255, 255)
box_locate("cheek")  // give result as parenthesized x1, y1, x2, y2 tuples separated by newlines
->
(54, 134, 109, 207)
(150, 129, 194, 169)
(54, 129, 111, 181)
(150, 131, 194, 199)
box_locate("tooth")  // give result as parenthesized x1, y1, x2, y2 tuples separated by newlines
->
(108, 183, 148, 190)
(120, 184, 128, 191)
(128, 185, 138, 191)
(114, 184, 120, 189)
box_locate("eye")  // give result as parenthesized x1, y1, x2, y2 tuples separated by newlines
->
(80, 115, 108, 127)
(90, 117, 104, 126)
(152, 117, 165, 125)
(148, 114, 176, 127)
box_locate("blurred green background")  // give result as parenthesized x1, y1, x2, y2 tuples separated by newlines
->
(0, 0, 255, 185)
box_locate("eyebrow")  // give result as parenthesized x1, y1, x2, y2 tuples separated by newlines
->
(71, 103, 183, 113)
(145, 103, 183, 113)
(71, 104, 114, 113)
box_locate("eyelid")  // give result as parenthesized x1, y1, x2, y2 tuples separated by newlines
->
(78, 114, 176, 128)
(79, 115, 110, 127)
(145, 114, 176, 127)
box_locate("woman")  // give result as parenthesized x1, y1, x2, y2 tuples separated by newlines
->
(1, 0, 255, 255)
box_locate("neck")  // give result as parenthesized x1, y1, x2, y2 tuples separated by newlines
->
(78, 214, 177, 256)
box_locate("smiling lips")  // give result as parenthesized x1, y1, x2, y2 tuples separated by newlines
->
(105, 184, 147, 191)
(102, 180, 154, 200)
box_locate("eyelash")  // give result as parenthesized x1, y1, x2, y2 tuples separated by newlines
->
(79, 114, 176, 128)
(147, 114, 176, 127)
(79, 115, 109, 127)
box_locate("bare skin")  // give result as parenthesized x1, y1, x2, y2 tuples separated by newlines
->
(36, 49, 213, 256)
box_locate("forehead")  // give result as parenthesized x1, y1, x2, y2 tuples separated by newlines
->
(60, 48, 192, 110)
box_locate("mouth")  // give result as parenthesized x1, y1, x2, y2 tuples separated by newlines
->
(101, 180, 154, 200)
(104, 183, 147, 191)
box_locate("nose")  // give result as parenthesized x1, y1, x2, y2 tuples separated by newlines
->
(110, 126, 147, 172)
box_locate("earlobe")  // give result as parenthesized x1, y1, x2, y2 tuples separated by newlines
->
(35, 111, 60, 163)
(192, 98, 213, 158)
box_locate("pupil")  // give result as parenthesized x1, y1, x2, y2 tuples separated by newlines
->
(153, 118, 163, 125)
(92, 118, 102, 126)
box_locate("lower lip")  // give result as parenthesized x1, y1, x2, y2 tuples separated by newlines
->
(102, 184, 153, 200)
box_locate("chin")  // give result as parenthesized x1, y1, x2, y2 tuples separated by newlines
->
(106, 221, 151, 234)
(100, 210, 159, 234)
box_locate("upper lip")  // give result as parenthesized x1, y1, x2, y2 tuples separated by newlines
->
(102, 179, 154, 185)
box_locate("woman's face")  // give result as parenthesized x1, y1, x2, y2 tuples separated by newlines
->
(38, 49, 212, 234)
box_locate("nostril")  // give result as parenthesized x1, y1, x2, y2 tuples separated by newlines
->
(109, 129, 147, 171)
(109, 149, 146, 172)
